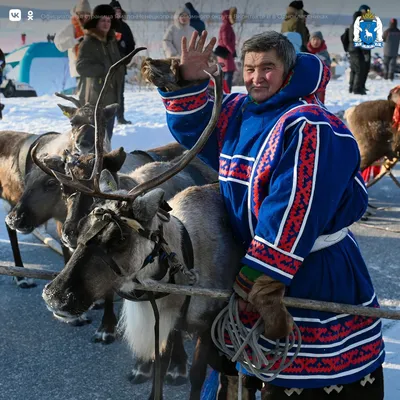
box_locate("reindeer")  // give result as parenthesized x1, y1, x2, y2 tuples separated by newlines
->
(6, 94, 211, 337)
(344, 85, 400, 170)
(40, 59, 244, 398)
(34, 141, 217, 379)
(0, 126, 71, 288)
(2, 92, 121, 288)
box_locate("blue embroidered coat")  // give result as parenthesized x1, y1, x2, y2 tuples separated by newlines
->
(158, 53, 384, 389)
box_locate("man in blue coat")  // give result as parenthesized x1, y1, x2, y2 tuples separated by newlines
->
(156, 31, 385, 398)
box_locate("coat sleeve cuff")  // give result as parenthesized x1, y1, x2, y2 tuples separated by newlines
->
(242, 236, 304, 286)
(158, 81, 210, 114)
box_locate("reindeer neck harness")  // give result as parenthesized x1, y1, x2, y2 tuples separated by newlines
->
(18, 132, 60, 179)
(77, 206, 195, 302)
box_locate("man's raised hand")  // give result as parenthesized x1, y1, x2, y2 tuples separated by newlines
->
(180, 31, 218, 81)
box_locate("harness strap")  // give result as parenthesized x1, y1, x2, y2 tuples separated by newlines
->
(17, 132, 61, 179)
(130, 149, 162, 163)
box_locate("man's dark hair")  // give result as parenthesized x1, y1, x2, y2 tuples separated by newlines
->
(241, 31, 297, 76)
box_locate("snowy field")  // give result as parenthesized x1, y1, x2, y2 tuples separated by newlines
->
(0, 75, 398, 147)
(1, 75, 400, 399)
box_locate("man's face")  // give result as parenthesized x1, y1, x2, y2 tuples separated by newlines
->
(97, 16, 111, 34)
(243, 50, 286, 103)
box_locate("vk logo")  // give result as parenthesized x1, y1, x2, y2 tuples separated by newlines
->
(9, 9, 22, 22)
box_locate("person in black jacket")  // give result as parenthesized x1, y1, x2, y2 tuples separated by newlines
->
(184, 2, 205, 34)
(383, 18, 400, 80)
(348, 11, 367, 94)
(110, 0, 136, 124)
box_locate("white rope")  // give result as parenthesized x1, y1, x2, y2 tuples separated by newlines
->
(211, 294, 302, 383)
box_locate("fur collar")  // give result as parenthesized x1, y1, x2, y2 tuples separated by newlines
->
(85, 28, 115, 42)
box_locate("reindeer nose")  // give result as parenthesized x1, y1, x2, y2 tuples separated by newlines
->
(61, 229, 78, 249)
(42, 283, 75, 313)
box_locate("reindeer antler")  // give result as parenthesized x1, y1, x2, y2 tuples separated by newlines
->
(33, 47, 147, 199)
(55, 92, 82, 108)
(126, 64, 223, 200)
(90, 46, 146, 192)
(35, 53, 223, 203)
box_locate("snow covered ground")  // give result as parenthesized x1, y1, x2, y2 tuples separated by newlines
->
(1, 75, 400, 398)
(0, 74, 397, 143)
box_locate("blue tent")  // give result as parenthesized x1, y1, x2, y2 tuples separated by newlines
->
(5, 42, 76, 96)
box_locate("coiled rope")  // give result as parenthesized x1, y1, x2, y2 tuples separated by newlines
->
(211, 294, 302, 386)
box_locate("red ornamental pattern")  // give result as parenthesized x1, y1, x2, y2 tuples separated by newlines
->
(251, 105, 323, 218)
(216, 95, 245, 152)
(247, 238, 302, 277)
(269, 339, 383, 375)
(278, 123, 317, 252)
(219, 158, 253, 183)
(162, 91, 208, 113)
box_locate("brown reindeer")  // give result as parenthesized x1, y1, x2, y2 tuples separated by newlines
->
(344, 85, 400, 170)
(3, 93, 120, 288)
(1, 128, 68, 288)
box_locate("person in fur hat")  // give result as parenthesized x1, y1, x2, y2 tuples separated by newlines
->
(110, 0, 136, 124)
(307, 31, 331, 103)
(162, 6, 196, 58)
(216, 7, 237, 92)
(281, 1, 310, 51)
(76, 4, 124, 140)
(54, 0, 91, 105)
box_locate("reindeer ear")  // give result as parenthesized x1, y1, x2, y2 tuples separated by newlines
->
(104, 103, 120, 121)
(103, 147, 126, 172)
(58, 104, 77, 119)
(133, 188, 165, 222)
(99, 170, 118, 193)
(41, 155, 65, 173)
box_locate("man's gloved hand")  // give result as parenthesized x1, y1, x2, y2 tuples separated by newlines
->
(233, 266, 293, 340)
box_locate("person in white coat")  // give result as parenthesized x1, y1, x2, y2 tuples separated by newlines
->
(54, 0, 91, 104)
(163, 6, 196, 58)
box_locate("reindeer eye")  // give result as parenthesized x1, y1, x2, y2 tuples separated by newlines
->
(45, 179, 58, 189)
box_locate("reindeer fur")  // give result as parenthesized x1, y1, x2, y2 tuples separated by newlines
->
(345, 99, 399, 170)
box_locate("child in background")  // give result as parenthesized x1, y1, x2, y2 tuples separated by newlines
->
(307, 31, 331, 103)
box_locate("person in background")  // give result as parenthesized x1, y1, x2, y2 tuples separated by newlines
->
(110, 0, 136, 125)
(76, 4, 124, 140)
(0, 48, 5, 119)
(383, 18, 400, 81)
(358, 4, 371, 91)
(281, 1, 310, 51)
(283, 31, 302, 53)
(306, 31, 331, 103)
(163, 6, 196, 58)
(54, 0, 91, 105)
(348, 11, 367, 94)
(216, 7, 237, 92)
(185, 2, 206, 34)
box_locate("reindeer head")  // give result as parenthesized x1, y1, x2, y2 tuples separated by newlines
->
(38, 148, 127, 249)
(56, 93, 119, 154)
(42, 178, 170, 317)
(5, 165, 65, 233)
